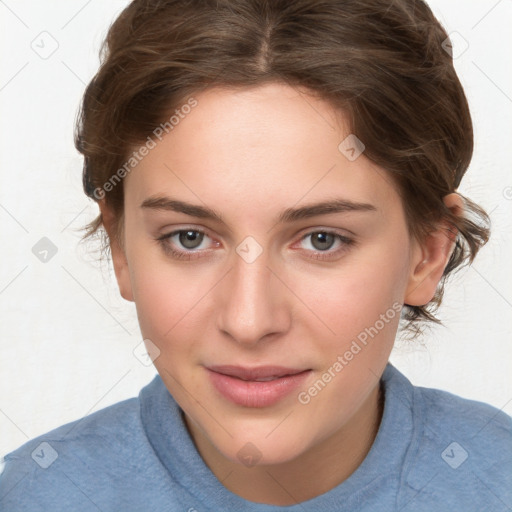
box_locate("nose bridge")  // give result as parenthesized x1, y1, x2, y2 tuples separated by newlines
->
(216, 246, 287, 345)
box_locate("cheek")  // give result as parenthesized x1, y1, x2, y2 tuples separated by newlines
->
(128, 251, 207, 346)
(131, 268, 211, 396)
(293, 250, 405, 428)
(293, 240, 408, 342)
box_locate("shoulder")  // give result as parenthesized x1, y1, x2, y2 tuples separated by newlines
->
(1, 392, 141, 469)
(0, 377, 166, 511)
(416, 383, 512, 468)
(418, 383, 512, 439)
(399, 379, 512, 511)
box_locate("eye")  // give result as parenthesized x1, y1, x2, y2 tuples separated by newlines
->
(296, 230, 354, 260)
(157, 228, 217, 260)
(156, 227, 354, 262)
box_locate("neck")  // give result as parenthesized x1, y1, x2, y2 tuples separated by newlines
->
(184, 381, 384, 506)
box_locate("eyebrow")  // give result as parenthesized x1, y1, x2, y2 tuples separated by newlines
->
(140, 196, 377, 224)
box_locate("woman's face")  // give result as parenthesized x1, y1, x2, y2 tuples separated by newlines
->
(113, 83, 431, 466)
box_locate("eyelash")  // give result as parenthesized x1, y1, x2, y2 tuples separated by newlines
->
(156, 228, 354, 261)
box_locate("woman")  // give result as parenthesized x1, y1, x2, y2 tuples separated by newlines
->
(1, 0, 510, 510)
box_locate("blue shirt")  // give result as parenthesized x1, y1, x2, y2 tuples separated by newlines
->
(1, 362, 511, 511)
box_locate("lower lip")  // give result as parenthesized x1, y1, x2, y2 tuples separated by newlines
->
(207, 369, 312, 408)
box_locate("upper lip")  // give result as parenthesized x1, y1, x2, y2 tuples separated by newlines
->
(207, 365, 309, 381)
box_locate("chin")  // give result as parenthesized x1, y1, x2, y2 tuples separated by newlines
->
(211, 427, 310, 468)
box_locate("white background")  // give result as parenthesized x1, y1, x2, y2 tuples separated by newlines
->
(1, 0, 511, 459)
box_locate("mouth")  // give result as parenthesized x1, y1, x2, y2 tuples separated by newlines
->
(206, 365, 312, 408)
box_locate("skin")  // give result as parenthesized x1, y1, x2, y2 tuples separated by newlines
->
(100, 83, 462, 505)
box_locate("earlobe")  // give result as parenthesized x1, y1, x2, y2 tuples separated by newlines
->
(404, 193, 462, 306)
(98, 200, 134, 302)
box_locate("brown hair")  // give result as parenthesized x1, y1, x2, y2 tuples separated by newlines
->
(76, 0, 490, 336)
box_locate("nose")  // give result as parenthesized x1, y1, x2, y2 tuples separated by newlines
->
(216, 250, 291, 347)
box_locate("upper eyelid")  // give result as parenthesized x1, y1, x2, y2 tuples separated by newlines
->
(159, 224, 213, 238)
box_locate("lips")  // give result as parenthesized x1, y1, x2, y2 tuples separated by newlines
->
(206, 365, 312, 408)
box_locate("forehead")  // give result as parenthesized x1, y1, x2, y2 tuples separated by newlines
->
(124, 83, 401, 223)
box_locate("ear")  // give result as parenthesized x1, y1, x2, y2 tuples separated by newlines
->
(404, 193, 463, 306)
(99, 200, 134, 302)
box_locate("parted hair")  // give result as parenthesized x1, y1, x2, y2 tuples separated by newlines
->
(76, 0, 490, 336)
